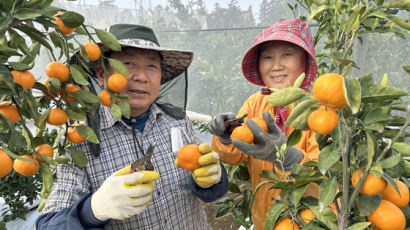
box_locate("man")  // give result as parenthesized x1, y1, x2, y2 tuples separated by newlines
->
(36, 24, 228, 229)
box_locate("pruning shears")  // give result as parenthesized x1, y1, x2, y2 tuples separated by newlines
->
(224, 113, 248, 133)
(130, 142, 156, 173)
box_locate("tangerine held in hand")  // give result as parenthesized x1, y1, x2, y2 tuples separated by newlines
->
(177, 144, 202, 170)
(231, 125, 254, 144)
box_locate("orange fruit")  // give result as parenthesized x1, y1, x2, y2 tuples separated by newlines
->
(54, 12, 75, 35)
(367, 200, 405, 230)
(382, 180, 409, 208)
(63, 83, 81, 102)
(0, 149, 13, 178)
(250, 117, 268, 144)
(231, 125, 254, 144)
(35, 144, 54, 162)
(313, 73, 347, 109)
(107, 73, 127, 93)
(11, 70, 35, 89)
(308, 105, 338, 135)
(300, 209, 315, 224)
(46, 62, 70, 82)
(67, 123, 87, 143)
(99, 89, 112, 107)
(42, 79, 61, 98)
(46, 108, 67, 126)
(177, 144, 202, 170)
(0, 101, 20, 123)
(13, 155, 39, 177)
(351, 169, 387, 195)
(274, 217, 300, 230)
(80, 42, 101, 61)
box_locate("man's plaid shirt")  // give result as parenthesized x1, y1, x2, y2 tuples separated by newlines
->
(42, 103, 209, 229)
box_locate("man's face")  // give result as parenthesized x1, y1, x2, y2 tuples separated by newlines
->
(97, 47, 162, 117)
(258, 41, 307, 89)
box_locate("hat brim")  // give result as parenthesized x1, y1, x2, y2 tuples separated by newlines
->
(242, 36, 316, 86)
(100, 41, 193, 84)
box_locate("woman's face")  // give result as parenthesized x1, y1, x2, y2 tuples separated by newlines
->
(258, 41, 307, 89)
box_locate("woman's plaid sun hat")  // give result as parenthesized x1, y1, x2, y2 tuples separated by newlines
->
(101, 24, 194, 84)
(241, 19, 317, 87)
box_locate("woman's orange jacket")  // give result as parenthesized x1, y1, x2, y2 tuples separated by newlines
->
(212, 92, 320, 230)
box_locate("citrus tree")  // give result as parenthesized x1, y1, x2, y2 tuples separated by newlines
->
(0, 0, 131, 223)
(256, 0, 410, 229)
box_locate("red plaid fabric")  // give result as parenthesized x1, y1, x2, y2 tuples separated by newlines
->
(241, 19, 317, 132)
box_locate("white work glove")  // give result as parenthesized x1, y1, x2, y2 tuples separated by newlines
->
(175, 143, 221, 188)
(91, 165, 160, 221)
(192, 150, 222, 188)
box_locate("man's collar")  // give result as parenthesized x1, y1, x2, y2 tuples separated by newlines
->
(99, 103, 164, 130)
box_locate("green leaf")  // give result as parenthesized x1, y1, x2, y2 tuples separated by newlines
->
(289, 106, 316, 130)
(39, 155, 58, 166)
(309, 5, 329, 22)
(65, 108, 86, 121)
(369, 162, 383, 177)
(380, 155, 401, 168)
(388, 15, 410, 30)
(228, 182, 241, 193)
(108, 58, 130, 76)
(95, 28, 121, 51)
(364, 106, 391, 125)
(14, 8, 41, 20)
(392, 142, 410, 157)
(380, 73, 388, 86)
(8, 130, 27, 150)
(36, 108, 50, 127)
(117, 98, 130, 119)
(0, 43, 21, 56)
(318, 144, 340, 175)
(110, 103, 121, 120)
(343, 77, 361, 114)
(265, 87, 307, 106)
(310, 206, 338, 230)
(69, 65, 89, 85)
(77, 125, 99, 144)
(285, 98, 319, 128)
(264, 203, 288, 230)
(14, 25, 52, 51)
(403, 66, 410, 74)
(57, 11, 84, 28)
(365, 131, 376, 171)
(290, 184, 309, 208)
(259, 170, 281, 182)
(38, 0, 54, 9)
(287, 130, 302, 148)
(319, 178, 337, 212)
(216, 207, 230, 218)
(362, 85, 408, 103)
(55, 155, 70, 164)
(357, 194, 381, 216)
(71, 90, 100, 104)
(293, 72, 305, 88)
(69, 148, 88, 167)
(8, 62, 31, 71)
(40, 162, 54, 194)
(346, 222, 371, 230)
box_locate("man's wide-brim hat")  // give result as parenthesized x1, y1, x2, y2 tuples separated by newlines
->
(101, 24, 194, 83)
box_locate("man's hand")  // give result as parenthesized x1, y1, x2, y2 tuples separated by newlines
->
(91, 165, 160, 221)
(192, 145, 221, 188)
(208, 113, 236, 145)
(175, 143, 221, 188)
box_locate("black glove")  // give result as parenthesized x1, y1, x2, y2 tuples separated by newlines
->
(232, 112, 302, 170)
(208, 113, 236, 145)
(278, 147, 302, 171)
(232, 112, 286, 162)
